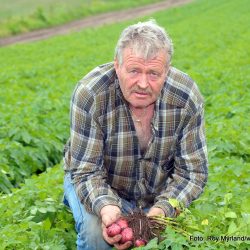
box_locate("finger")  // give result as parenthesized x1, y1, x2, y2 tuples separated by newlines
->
(102, 226, 121, 245)
(114, 241, 133, 250)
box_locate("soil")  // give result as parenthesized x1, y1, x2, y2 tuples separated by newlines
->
(122, 209, 166, 246)
(0, 0, 193, 47)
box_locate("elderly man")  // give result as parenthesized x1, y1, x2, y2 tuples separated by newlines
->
(63, 19, 208, 250)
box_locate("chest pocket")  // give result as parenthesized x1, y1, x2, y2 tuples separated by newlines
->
(149, 140, 176, 192)
(159, 154, 175, 176)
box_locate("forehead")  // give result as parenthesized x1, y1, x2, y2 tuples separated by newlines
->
(122, 48, 167, 67)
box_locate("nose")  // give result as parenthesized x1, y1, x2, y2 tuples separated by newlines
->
(137, 73, 148, 89)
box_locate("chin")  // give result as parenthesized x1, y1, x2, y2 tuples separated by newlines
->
(130, 101, 152, 109)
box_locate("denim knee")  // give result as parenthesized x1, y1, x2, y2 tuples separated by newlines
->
(63, 173, 112, 250)
(76, 212, 111, 250)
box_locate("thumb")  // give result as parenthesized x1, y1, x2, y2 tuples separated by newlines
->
(101, 214, 113, 227)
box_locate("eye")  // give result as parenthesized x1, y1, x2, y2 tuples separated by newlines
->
(131, 69, 137, 73)
(149, 71, 160, 80)
(128, 69, 139, 76)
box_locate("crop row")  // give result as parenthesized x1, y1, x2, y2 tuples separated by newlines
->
(0, 165, 76, 249)
(0, 84, 69, 192)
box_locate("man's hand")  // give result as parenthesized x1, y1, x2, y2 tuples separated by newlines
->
(100, 205, 121, 227)
(100, 205, 132, 249)
(147, 207, 165, 217)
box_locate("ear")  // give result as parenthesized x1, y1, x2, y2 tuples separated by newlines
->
(114, 58, 120, 75)
(165, 64, 170, 77)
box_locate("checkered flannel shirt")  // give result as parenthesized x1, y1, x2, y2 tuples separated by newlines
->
(64, 62, 208, 217)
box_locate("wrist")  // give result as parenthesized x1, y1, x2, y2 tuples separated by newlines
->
(100, 205, 121, 217)
(92, 195, 121, 217)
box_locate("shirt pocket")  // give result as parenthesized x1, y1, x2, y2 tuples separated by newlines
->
(151, 152, 175, 192)
(159, 155, 175, 174)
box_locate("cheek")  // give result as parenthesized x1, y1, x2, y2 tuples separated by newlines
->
(151, 82, 163, 95)
(119, 77, 132, 99)
(120, 76, 135, 91)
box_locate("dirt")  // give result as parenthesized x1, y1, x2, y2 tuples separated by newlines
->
(0, 0, 193, 47)
(122, 209, 166, 246)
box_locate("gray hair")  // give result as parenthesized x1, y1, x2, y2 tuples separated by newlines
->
(114, 19, 174, 66)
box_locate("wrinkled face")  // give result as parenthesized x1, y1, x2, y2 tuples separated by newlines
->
(114, 48, 168, 108)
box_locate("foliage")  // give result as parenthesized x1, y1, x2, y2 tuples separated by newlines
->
(0, 165, 76, 250)
(0, 0, 249, 249)
(0, 82, 69, 192)
(0, 0, 162, 38)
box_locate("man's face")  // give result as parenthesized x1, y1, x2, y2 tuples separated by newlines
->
(114, 48, 168, 108)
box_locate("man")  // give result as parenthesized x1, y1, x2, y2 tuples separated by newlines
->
(63, 20, 208, 250)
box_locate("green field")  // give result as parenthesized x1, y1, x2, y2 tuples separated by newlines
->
(0, 0, 249, 249)
(0, 0, 162, 38)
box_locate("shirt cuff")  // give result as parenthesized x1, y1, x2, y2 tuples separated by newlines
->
(92, 195, 121, 217)
(153, 200, 176, 218)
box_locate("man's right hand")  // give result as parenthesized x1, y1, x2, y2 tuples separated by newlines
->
(100, 205, 132, 250)
(100, 205, 121, 227)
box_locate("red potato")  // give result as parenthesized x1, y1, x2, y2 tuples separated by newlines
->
(119, 227, 133, 244)
(116, 218, 129, 229)
(107, 223, 122, 237)
(135, 239, 147, 247)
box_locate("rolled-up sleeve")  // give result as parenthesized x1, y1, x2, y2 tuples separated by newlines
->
(69, 84, 121, 216)
(154, 103, 208, 217)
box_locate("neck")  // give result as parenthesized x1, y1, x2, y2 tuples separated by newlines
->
(129, 103, 155, 122)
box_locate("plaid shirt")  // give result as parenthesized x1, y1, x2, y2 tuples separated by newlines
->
(64, 62, 208, 217)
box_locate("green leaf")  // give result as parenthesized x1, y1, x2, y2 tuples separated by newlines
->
(38, 207, 47, 213)
(172, 244, 183, 250)
(143, 238, 158, 249)
(43, 217, 52, 230)
(47, 205, 56, 213)
(225, 211, 237, 219)
(168, 198, 180, 208)
(21, 130, 32, 144)
(224, 193, 233, 204)
(227, 221, 238, 234)
(30, 207, 38, 215)
(241, 213, 250, 224)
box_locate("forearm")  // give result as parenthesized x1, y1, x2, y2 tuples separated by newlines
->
(154, 104, 208, 216)
(154, 163, 208, 217)
(70, 163, 121, 216)
(68, 85, 122, 215)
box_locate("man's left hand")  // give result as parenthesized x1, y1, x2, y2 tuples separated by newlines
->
(147, 207, 165, 217)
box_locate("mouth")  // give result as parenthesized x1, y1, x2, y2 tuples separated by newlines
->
(133, 91, 150, 98)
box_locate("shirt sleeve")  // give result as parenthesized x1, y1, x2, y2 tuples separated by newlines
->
(154, 103, 208, 217)
(68, 84, 121, 216)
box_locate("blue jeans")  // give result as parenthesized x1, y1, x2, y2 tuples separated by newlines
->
(63, 173, 148, 250)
